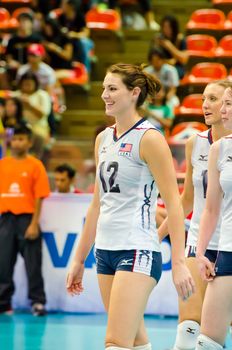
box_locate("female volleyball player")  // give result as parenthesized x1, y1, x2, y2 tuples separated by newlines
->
(66, 63, 195, 350)
(158, 80, 232, 350)
(196, 86, 232, 350)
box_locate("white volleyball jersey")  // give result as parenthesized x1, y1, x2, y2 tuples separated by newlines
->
(218, 136, 232, 251)
(95, 118, 160, 252)
(187, 129, 221, 249)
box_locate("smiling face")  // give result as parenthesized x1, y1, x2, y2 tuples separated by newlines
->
(202, 83, 227, 126)
(101, 73, 139, 118)
(220, 88, 232, 130)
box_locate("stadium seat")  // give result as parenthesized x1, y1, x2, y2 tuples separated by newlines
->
(170, 122, 208, 137)
(224, 10, 232, 30)
(86, 8, 121, 31)
(12, 7, 34, 19)
(216, 35, 232, 57)
(187, 34, 217, 58)
(0, 8, 13, 30)
(59, 62, 89, 86)
(186, 9, 226, 31)
(1, 0, 31, 2)
(174, 94, 203, 117)
(181, 62, 227, 85)
(212, 0, 232, 3)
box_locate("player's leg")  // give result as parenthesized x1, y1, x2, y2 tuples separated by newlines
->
(172, 257, 206, 350)
(105, 270, 156, 349)
(105, 249, 161, 349)
(197, 276, 232, 348)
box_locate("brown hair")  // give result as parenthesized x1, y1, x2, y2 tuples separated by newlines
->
(208, 79, 232, 90)
(107, 63, 161, 108)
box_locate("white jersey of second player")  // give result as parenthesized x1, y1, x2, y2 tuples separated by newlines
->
(95, 118, 160, 252)
(218, 135, 232, 251)
(187, 129, 222, 250)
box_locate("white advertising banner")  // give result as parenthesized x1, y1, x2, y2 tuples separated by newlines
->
(13, 194, 178, 315)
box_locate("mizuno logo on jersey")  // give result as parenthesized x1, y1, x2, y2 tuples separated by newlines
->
(101, 146, 107, 154)
(198, 155, 208, 161)
(226, 155, 232, 162)
(118, 143, 133, 157)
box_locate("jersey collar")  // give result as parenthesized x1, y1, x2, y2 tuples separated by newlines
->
(113, 118, 145, 142)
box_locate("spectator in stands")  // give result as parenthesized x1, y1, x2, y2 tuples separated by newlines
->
(6, 13, 43, 70)
(57, 0, 94, 71)
(15, 72, 51, 158)
(54, 163, 83, 193)
(16, 44, 56, 93)
(0, 124, 50, 316)
(2, 97, 25, 129)
(145, 46, 179, 110)
(142, 85, 174, 135)
(105, 0, 160, 30)
(16, 43, 66, 133)
(30, 0, 60, 30)
(154, 15, 188, 79)
(42, 17, 73, 70)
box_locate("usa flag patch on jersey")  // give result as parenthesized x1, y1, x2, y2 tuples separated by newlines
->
(118, 143, 133, 156)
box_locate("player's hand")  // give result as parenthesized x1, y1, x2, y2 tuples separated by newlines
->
(197, 254, 215, 282)
(66, 261, 84, 296)
(25, 223, 40, 240)
(172, 262, 196, 301)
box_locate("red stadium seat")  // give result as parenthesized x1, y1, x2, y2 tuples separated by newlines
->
(186, 9, 226, 31)
(0, 8, 12, 29)
(1, 0, 31, 2)
(175, 94, 203, 117)
(187, 34, 217, 58)
(59, 62, 89, 86)
(0, 8, 18, 30)
(224, 10, 232, 30)
(212, 0, 232, 3)
(86, 8, 121, 31)
(181, 62, 227, 85)
(216, 35, 232, 57)
(170, 122, 208, 137)
(12, 7, 34, 19)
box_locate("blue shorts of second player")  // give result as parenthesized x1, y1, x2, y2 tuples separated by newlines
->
(185, 245, 218, 263)
(215, 251, 232, 276)
(95, 249, 162, 283)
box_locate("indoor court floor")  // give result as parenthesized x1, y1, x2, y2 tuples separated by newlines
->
(0, 313, 232, 350)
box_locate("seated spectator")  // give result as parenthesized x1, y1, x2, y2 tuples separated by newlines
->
(145, 46, 179, 110)
(5, 12, 42, 76)
(16, 44, 56, 93)
(153, 15, 188, 79)
(54, 163, 83, 193)
(16, 44, 65, 134)
(105, 0, 160, 30)
(15, 72, 51, 158)
(142, 85, 174, 136)
(42, 17, 73, 70)
(2, 97, 26, 129)
(57, 0, 94, 72)
(30, 0, 60, 31)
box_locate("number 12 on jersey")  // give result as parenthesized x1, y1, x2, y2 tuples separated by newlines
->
(99, 161, 120, 193)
